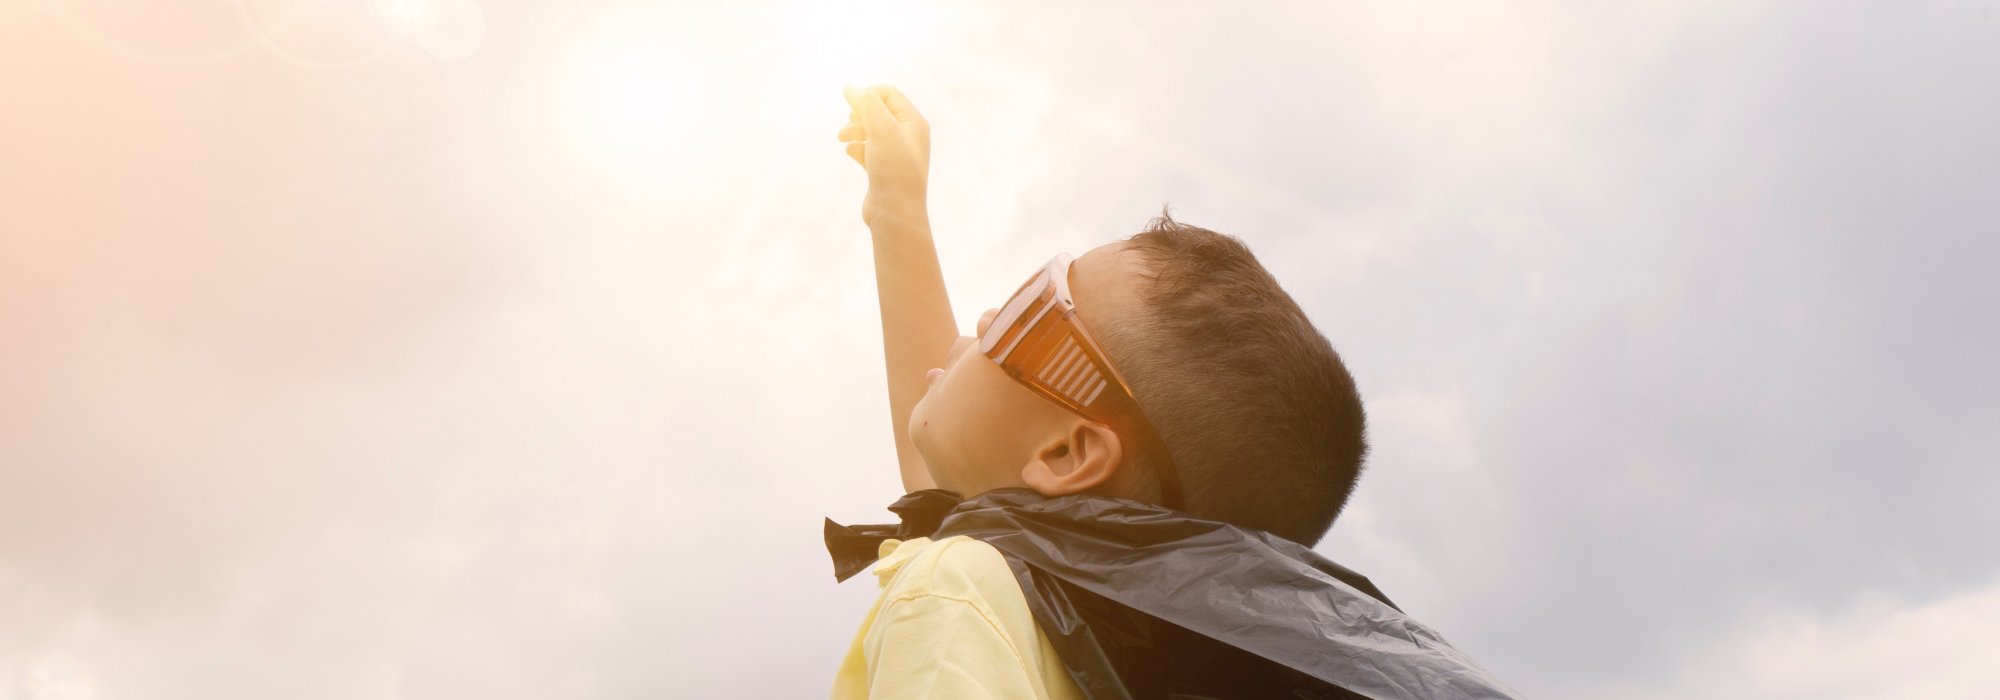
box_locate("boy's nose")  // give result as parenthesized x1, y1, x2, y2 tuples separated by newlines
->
(945, 335, 975, 366)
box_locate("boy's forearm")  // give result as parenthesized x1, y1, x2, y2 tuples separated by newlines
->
(869, 205, 952, 493)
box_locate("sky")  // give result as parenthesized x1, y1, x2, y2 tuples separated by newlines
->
(2, 0, 1997, 698)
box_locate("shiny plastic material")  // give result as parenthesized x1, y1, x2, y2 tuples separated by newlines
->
(826, 488, 1519, 700)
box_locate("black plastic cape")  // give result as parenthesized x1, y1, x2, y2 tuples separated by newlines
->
(825, 488, 1519, 700)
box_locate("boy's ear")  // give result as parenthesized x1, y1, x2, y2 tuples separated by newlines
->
(1020, 420, 1123, 497)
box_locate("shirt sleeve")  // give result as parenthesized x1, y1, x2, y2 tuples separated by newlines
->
(864, 592, 1042, 700)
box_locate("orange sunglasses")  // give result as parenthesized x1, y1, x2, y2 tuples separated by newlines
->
(977, 253, 1186, 510)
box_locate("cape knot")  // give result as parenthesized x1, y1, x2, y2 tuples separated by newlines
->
(822, 489, 964, 582)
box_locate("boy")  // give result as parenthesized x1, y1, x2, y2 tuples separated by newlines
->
(827, 84, 1514, 699)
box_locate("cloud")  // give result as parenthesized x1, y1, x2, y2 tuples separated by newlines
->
(1597, 579, 2000, 700)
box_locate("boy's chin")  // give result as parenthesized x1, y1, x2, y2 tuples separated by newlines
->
(905, 403, 928, 441)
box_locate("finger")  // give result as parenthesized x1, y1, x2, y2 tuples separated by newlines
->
(841, 85, 863, 123)
(837, 122, 865, 142)
(846, 142, 865, 166)
(847, 85, 895, 135)
(872, 84, 924, 124)
(869, 84, 928, 155)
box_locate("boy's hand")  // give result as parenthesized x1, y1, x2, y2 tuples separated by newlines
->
(839, 84, 930, 229)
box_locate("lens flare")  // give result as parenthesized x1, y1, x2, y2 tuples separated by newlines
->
(554, 7, 721, 195)
(553, 1, 943, 200)
(772, 0, 936, 89)
(375, 0, 485, 61)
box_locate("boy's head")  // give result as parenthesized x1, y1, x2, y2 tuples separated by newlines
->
(909, 209, 1368, 546)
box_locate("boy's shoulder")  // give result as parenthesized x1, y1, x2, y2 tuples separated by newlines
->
(842, 535, 1087, 699)
(863, 534, 1055, 672)
(871, 534, 1019, 602)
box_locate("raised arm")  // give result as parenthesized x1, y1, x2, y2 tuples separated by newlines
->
(840, 84, 950, 493)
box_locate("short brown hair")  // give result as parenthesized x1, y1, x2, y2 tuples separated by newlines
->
(1095, 207, 1368, 546)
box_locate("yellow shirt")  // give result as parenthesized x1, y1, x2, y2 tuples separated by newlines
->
(831, 535, 1086, 700)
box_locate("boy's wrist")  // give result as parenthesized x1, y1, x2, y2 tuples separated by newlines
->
(867, 201, 931, 235)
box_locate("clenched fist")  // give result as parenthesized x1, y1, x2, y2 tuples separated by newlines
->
(839, 84, 930, 228)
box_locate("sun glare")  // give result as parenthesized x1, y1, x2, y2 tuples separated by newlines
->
(371, 0, 485, 61)
(556, 1, 941, 195)
(772, 0, 936, 92)
(596, 47, 703, 150)
(375, 0, 420, 20)
(556, 8, 716, 189)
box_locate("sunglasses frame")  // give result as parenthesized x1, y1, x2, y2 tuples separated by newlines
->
(976, 253, 1186, 510)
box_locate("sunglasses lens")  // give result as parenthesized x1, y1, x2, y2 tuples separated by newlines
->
(1034, 334, 1109, 407)
(978, 269, 1050, 355)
